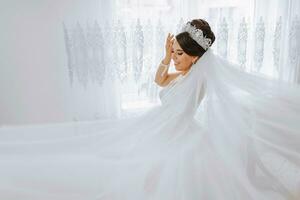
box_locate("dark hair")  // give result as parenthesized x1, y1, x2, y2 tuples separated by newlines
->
(175, 19, 215, 58)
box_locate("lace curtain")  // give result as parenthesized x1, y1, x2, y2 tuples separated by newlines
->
(255, 0, 300, 83)
(63, 0, 300, 121)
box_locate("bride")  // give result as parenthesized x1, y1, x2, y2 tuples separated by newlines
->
(0, 19, 300, 200)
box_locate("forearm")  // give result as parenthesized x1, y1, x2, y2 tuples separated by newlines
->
(154, 57, 171, 84)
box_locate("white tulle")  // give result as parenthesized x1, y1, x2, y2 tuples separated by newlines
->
(0, 49, 300, 200)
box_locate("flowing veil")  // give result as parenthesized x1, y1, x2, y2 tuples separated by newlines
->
(196, 49, 300, 198)
(0, 49, 299, 199)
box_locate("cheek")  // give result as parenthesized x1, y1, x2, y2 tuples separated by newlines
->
(176, 56, 191, 70)
(181, 56, 192, 66)
(177, 55, 188, 62)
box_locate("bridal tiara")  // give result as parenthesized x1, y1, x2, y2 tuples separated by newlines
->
(181, 22, 212, 50)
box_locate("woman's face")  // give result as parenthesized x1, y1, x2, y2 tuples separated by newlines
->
(172, 39, 197, 72)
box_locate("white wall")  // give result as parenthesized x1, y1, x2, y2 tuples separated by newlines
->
(0, 0, 117, 126)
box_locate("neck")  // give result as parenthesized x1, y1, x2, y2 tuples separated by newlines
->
(181, 70, 189, 76)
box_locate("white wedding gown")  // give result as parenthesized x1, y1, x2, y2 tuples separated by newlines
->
(0, 49, 300, 200)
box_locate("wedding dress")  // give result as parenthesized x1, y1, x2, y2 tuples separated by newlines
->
(0, 49, 300, 200)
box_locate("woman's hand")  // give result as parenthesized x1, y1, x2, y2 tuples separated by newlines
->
(162, 33, 174, 65)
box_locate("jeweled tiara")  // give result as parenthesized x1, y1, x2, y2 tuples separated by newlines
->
(181, 22, 212, 50)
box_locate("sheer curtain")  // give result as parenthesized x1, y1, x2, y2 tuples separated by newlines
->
(2, 0, 297, 125)
(63, 0, 300, 121)
(0, 0, 120, 126)
(251, 0, 300, 83)
(62, 0, 122, 122)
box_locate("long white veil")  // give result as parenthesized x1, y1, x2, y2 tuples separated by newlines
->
(196, 49, 300, 198)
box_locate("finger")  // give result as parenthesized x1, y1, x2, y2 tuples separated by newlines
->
(166, 33, 170, 41)
(169, 35, 174, 41)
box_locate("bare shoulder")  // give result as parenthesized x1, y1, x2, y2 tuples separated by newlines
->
(157, 72, 183, 87)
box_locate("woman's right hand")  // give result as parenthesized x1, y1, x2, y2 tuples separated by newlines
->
(163, 33, 174, 65)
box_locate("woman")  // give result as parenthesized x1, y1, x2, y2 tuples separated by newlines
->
(0, 19, 299, 200)
(155, 19, 213, 87)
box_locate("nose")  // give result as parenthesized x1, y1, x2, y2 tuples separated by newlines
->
(171, 53, 177, 62)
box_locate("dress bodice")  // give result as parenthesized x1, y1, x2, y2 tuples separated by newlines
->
(158, 74, 184, 101)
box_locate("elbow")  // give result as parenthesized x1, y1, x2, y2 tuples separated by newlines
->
(154, 78, 166, 87)
(154, 74, 168, 87)
(154, 75, 162, 85)
(154, 79, 162, 86)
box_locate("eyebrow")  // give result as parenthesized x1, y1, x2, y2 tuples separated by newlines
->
(174, 49, 183, 52)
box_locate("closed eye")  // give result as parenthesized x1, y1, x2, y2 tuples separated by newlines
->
(172, 50, 183, 55)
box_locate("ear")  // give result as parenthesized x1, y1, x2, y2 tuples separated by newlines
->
(192, 56, 199, 64)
